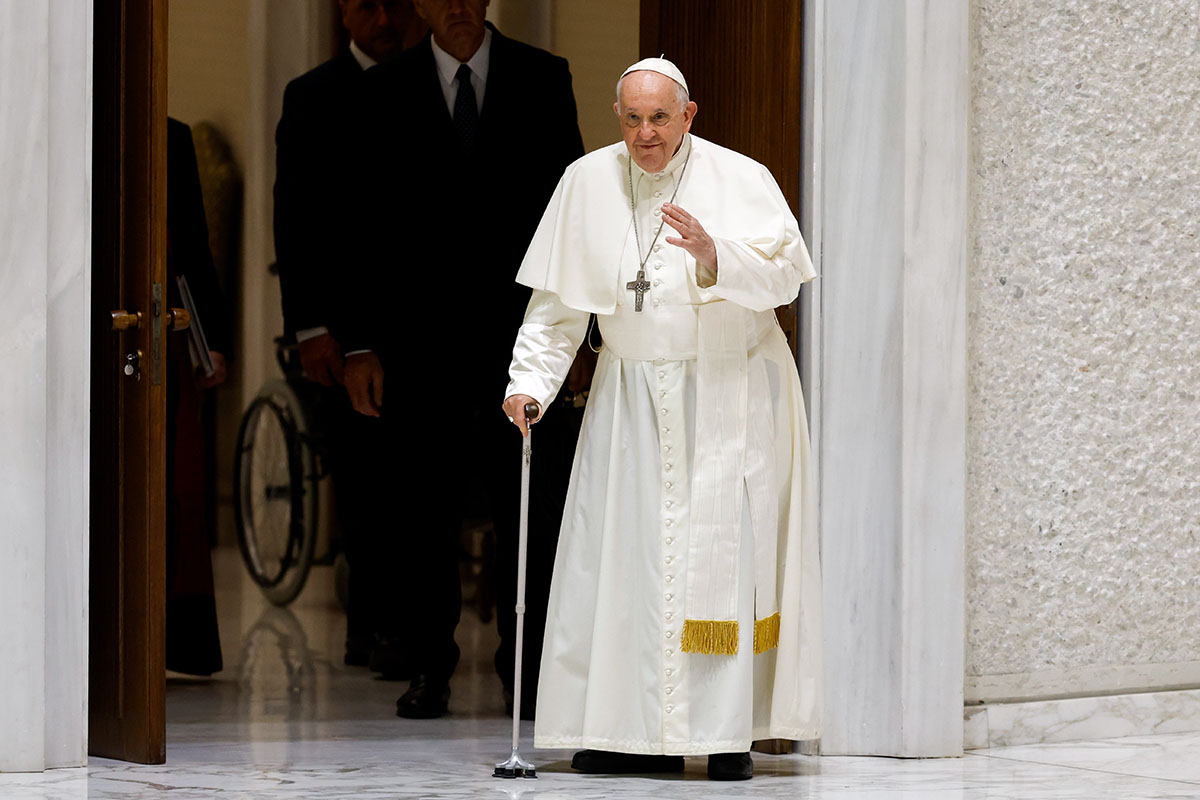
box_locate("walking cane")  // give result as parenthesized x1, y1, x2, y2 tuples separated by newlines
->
(494, 402, 540, 779)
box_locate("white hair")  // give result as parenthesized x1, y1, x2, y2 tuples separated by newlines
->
(615, 72, 689, 111)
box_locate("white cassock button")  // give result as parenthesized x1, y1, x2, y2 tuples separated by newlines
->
(663, 445, 671, 453)
(666, 705, 675, 713)
(653, 298, 662, 307)
(665, 518, 673, 526)
(665, 687, 674, 695)
(666, 631, 674, 639)
(665, 575, 674, 583)
(665, 500, 673, 508)
(665, 556, 673, 564)
(664, 481, 673, 489)
(665, 537, 675, 544)
(654, 262, 663, 270)
(658, 371, 665, 379)
(666, 649, 674, 656)
(665, 668, 673, 675)
(653, 208, 661, 217)
(664, 463, 673, 471)
(654, 173, 664, 180)
(659, 390, 667, 399)
(654, 243, 662, 252)
(654, 191, 662, 198)
(653, 279, 662, 287)
(665, 593, 673, 601)
(660, 408, 669, 416)
(662, 427, 670, 434)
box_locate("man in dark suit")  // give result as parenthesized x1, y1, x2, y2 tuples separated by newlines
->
(274, 0, 425, 674)
(337, 0, 585, 719)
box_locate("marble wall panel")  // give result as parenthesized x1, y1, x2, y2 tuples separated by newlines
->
(813, 0, 967, 756)
(967, 688, 1200, 749)
(43, 0, 93, 769)
(0, 0, 92, 772)
(817, 0, 907, 754)
(0, 0, 51, 773)
(967, 0, 1200, 696)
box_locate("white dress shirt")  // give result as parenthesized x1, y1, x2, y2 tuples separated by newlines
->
(430, 28, 492, 116)
(349, 39, 378, 71)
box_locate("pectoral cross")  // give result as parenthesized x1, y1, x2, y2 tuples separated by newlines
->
(626, 269, 651, 312)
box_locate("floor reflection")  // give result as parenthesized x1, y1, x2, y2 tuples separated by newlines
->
(3, 548, 1200, 797)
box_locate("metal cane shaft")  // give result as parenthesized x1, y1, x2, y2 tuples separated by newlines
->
(511, 402, 538, 751)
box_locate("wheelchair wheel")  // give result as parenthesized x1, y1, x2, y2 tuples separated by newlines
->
(233, 379, 319, 606)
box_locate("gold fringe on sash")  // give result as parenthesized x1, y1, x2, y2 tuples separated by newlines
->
(681, 619, 740, 655)
(753, 612, 781, 654)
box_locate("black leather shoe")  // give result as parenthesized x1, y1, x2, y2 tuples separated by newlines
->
(395, 675, 450, 719)
(570, 749, 685, 774)
(707, 751, 753, 781)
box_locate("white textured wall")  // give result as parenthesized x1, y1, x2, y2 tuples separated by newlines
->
(968, 0, 1200, 702)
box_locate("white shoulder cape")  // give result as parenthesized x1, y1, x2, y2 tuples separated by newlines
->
(515, 135, 813, 314)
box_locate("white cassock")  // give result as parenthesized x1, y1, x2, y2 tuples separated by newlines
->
(506, 133, 822, 755)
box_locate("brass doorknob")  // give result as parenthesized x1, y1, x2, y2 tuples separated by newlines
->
(111, 310, 141, 331)
(168, 307, 191, 331)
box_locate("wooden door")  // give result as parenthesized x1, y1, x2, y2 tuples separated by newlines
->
(640, 0, 804, 354)
(89, 0, 170, 764)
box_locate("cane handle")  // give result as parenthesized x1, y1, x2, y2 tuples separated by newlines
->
(525, 402, 540, 423)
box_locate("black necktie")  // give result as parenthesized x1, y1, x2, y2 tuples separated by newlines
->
(453, 64, 479, 153)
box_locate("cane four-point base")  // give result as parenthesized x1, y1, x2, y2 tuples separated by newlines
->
(494, 746, 537, 779)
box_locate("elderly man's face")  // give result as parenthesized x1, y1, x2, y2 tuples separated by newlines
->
(412, 0, 489, 62)
(614, 71, 697, 174)
(340, 0, 415, 64)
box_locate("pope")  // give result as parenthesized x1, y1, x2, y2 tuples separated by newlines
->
(501, 58, 824, 781)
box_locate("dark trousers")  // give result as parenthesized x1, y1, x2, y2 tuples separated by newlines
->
(321, 390, 391, 650)
(362, 397, 464, 682)
(491, 392, 584, 706)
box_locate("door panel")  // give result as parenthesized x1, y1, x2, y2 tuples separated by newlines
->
(640, 0, 804, 353)
(89, 0, 168, 764)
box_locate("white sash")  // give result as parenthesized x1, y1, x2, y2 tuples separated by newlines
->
(599, 302, 782, 655)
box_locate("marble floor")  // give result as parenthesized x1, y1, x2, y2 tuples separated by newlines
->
(4, 549, 1200, 799)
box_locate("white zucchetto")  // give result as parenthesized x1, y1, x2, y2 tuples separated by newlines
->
(620, 56, 689, 96)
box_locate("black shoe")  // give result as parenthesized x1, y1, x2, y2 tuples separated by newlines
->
(570, 749, 685, 774)
(369, 637, 414, 681)
(395, 675, 450, 719)
(707, 751, 753, 781)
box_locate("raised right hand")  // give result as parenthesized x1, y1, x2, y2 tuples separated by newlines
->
(344, 352, 384, 417)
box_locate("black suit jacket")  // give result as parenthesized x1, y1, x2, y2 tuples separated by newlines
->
(274, 48, 367, 338)
(335, 26, 584, 396)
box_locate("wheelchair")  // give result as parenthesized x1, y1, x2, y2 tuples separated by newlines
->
(233, 336, 347, 607)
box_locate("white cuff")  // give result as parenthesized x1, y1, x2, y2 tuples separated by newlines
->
(295, 326, 330, 343)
